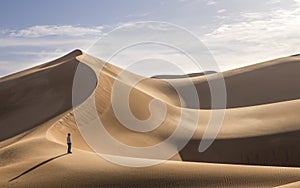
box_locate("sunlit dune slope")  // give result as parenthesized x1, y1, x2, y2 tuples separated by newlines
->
(172, 54, 300, 108)
(1, 50, 300, 187)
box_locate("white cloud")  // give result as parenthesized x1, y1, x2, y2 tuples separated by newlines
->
(0, 37, 94, 47)
(2, 6, 300, 78)
(203, 7, 300, 70)
(0, 25, 106, 77)
(7, 25, 103, 38)
(207, 0, 217, 5)
(217, 9, 227, 14)
(265, 0, 281, 5)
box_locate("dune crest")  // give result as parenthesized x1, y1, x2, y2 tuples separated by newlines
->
(1, 50, 300, 187)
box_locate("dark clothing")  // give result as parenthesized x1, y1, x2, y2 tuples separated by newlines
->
(67, 134, 72, 153)
(67, 143, 72, 153)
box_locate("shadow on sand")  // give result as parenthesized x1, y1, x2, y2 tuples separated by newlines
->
(9, 153, 69, 182)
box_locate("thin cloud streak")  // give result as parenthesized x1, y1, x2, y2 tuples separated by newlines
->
(202, 7, 300, 70)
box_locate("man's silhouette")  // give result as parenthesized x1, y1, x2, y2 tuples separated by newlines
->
(67, 133, 72, 154)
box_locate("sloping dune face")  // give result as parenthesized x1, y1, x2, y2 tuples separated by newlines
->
(2, 51, 300, 187)
(49, 52, 300, 167)
(176, 55, 300, 109)
(48, 54, 185, 158)
(0, 50, 97, 141)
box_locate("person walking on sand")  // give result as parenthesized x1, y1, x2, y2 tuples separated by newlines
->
(67, 133, 72, 154)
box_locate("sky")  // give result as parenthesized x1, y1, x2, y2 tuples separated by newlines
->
(1, 0, 300, 76)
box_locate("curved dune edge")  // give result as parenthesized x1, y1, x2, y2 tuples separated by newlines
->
(166, 54, 300, 109)
(1, 50, 300, 187)
(276, 181, 300, 188)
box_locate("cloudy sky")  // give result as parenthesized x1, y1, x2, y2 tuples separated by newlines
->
(1, 0, 300, 76)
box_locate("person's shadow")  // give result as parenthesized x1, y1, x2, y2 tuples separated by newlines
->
(9, 153, 68, 182)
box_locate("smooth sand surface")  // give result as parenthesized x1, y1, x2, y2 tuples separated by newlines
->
(1, 50, 300, 187)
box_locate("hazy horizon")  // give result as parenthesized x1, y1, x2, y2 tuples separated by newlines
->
(1, 0, 300, 76)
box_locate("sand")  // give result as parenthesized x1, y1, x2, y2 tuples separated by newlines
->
(1, 50, 300, 187)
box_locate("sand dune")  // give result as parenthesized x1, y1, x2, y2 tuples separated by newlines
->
(0, 50, 97, 141)
(165, 54, 300, 109)
(151, 71, 217, 79)
(1, 50, 300, 187)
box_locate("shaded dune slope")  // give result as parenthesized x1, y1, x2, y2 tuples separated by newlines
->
(0, 50, 97, 141)
(181, 130, 300, 167)
(47, 52, 300, 167)
(1, 50, 300, 187)
(169, 55, 300, 108)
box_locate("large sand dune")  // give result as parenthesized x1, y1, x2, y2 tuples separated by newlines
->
(1, 50, 300, 187)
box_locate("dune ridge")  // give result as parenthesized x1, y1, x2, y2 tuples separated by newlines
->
(1, 50, 300, 187)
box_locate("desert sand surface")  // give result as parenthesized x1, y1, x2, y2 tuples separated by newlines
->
(1, 50, 300, 187)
